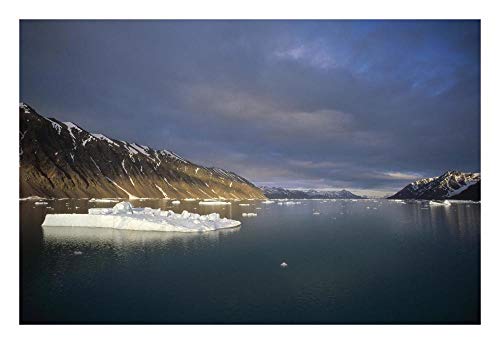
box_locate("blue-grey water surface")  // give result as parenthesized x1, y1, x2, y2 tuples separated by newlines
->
(21, 199, 480, 323)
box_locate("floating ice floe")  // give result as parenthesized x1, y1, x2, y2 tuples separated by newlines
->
(199, 200, 231, 205)
(89, 198, 119, 203)
(171, 200, 181, 205)
(42, 201, 240, 232)
(277, 201, 301, 206)
(429, 200, 452, 206)
(280, 261, 288, 268)
(313, 211, 320, 215)
(239, 203, 250, 206)
(262, 200, 275, 204)
(35, 201, 48, 205)
(20, 196, 48, 201)
(242, 213, 257, 217)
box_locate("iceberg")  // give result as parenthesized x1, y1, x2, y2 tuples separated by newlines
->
(20, 196, 47, 201)
(429, 200, 452, 206)
(199, 200, 231, 205)
(277, 201, 301, 206)
(42, 202, 240, 232)
(242, 213, 257, 217)
(89, 198, 119, 203)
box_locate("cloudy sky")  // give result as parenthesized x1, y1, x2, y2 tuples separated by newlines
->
(20, 20, 480, 196)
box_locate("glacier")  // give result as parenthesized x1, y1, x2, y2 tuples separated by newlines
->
(42, 201, 241, 232)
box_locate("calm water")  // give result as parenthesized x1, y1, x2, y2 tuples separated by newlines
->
(20, 199, 480, 324)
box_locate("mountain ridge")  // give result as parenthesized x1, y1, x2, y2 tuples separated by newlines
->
(260, 186, 366, 199)
(388, 171, 480, 200)
(19, 103, 265, 200)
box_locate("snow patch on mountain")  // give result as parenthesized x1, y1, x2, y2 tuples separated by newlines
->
(92, 133, 119, 146)
(389, 171, 480, 200)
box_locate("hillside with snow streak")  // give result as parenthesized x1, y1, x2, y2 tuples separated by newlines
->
(19, 103, 265, 200)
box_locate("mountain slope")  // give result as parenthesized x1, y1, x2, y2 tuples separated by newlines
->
(388, 171, 480, 200)
(260, 186, 365, 199)
(450, 180, 480, 200)
(19, 103, 265, 200)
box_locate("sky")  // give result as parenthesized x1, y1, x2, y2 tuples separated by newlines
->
(20, 20, 480, 196)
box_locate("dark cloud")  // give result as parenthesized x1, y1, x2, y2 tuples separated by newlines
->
(20, 20, 480, 195)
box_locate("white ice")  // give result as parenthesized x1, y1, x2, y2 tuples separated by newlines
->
(277, 201, 301, 205)
(89, 198, 119, 203)
(199, 200, 231, 205)
(42, 201, 240, 232)
(429, 200, 452, 206)
(20, 196, 47, 201)
(242, 213, 257, 217)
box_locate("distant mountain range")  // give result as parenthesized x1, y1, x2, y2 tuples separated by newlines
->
(19, 103, 265, 200)
(260, 186, 365, 199)
(388, 171, 480, 201)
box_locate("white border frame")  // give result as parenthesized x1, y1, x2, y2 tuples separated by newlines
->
(2, 0, 500, 342)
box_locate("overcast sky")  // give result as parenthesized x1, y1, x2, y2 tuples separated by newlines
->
(20, 20, 480, 196)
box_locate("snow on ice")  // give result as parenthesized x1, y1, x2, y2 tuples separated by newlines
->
(42, 201, 240, 232)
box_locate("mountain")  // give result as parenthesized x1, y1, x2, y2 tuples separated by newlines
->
(388, 171, 480, 201)
(19, 103, 265, 200)
(260, 186, 365, 199)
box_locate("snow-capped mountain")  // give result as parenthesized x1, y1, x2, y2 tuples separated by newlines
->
(19, 103, 265, 200)
(388, 171, 480, 200)
(260, 186, 365, 199)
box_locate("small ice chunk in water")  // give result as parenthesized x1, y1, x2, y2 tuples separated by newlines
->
(242, 213, 257, 217)
(172, 200, 181, 205)
(313, 211, 320, 215)
(280, 261, 288, 268)
(199, 200, 231, 205)
(73, 251, 83, 255)
(429, 200, 452, 206)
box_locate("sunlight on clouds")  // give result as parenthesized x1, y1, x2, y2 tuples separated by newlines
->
(273, 39, 336, 69)
(381, 171, 424, 180)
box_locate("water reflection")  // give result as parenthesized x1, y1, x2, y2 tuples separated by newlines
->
(43, 225, 240, 250)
